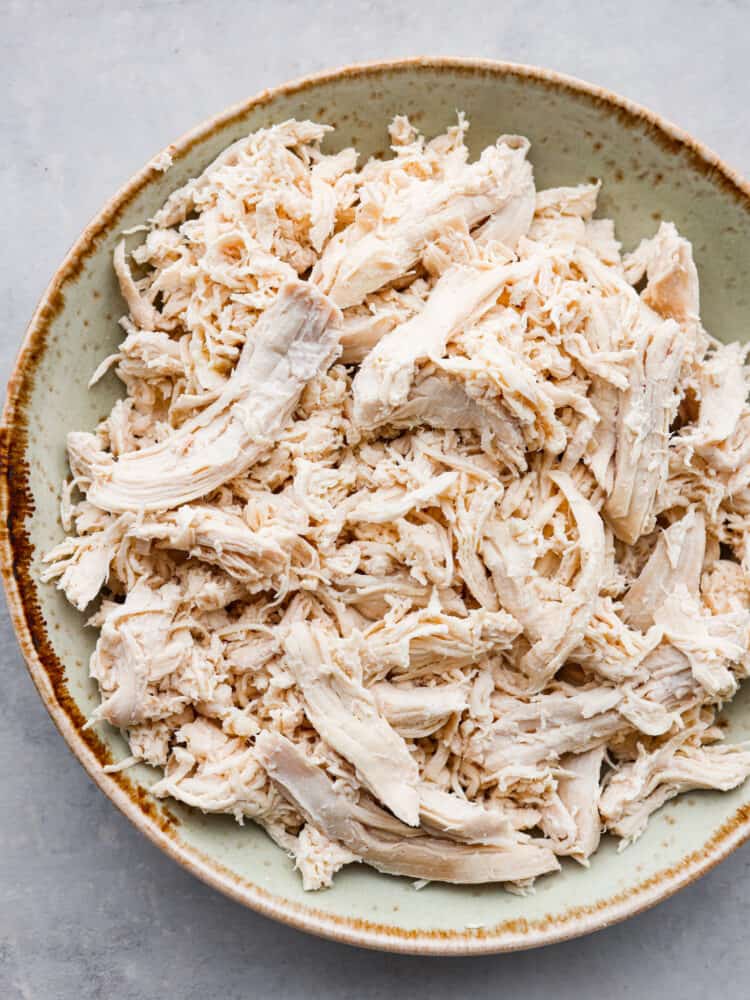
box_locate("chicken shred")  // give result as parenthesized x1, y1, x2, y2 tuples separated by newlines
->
(44, 115, 750, 891)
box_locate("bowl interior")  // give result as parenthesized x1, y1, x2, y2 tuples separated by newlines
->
(8, 61, 750, 953)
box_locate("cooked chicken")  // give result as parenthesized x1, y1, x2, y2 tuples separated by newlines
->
(554, 746, 605, 862)
(653, 587, 748, 699)
(417, 784, 515, 844)
(283, 622, 420, 825)
(600, 721, 750, 843)
(624, 221, 701, 333)
(387, 375, 526, 472)
(605, 318, 684, 544)
(372, 681, 468, 738)
(359, 599, 521, 681)
(691, 342, 748, 450)
(313, 134, 534, 308)
(46, 114, 750, 891)
(256, 731, 559, 884)
(517, 472, 606, 691)
(483, 685, 624, 775)
(352, 261, 533, 429)
(75, 281, 340, 513)
(621, 509, 706, 631)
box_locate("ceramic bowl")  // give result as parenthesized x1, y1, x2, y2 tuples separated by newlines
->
(3, 58, 750, 955)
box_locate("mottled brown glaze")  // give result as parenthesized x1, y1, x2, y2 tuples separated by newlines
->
(3, 58, 750, 955)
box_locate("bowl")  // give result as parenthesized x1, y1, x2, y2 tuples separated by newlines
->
(3, 57, 750, 955)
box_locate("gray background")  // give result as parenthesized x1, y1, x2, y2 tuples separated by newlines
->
(2, 1, 749, 997)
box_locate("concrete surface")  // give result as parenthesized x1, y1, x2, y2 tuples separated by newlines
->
(2, 1, 749, 997)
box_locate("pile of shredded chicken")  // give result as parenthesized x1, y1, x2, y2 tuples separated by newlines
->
(44, 116, 750, 891)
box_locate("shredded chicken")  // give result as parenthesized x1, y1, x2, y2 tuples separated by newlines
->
(44, 116, 750, 892)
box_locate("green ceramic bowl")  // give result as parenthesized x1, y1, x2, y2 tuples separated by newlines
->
(3, 58, 750, 955)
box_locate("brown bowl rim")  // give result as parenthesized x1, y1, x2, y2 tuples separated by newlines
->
(3, 56, 750, 956)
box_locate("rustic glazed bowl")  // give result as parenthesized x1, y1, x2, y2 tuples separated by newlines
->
(3, 58, 750, 955)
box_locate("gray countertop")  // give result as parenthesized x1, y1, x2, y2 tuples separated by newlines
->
(2, 2, 749, 997)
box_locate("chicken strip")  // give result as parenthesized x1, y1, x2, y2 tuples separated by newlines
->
(346, 471, 458, 524)
(90, 581, 195, 728)
(652, 586, 749, 699)
(605, 318, 684, 544)
(621, 509, 706, 631)
(372, 681, 468, 738)
(554, 746, 605, 862)
(361, 602, 521, 682)
(41, 514, 125, 611)
(313, 136, 533, 308)
(124, 504, 294, 583)
(473, 161, 536, 248)
(113, 241, 174, 333)
(387, 375, 526, 471)
(257, 731, 559, 884)
(624, 221, 700, 330)
(516, 472, 605, 691)
(352, 261, 529, 429)
(482, 472, 605, 692)
(690, 342, 748, 453)
(74, 281, 339, 513)
(283, 622, 420, 825)
(417, 786, 515, 844)
(484, 686, 624, 774)
(601, 728, 750, 844)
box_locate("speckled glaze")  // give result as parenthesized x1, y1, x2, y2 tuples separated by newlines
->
(3, 59, 750, 955)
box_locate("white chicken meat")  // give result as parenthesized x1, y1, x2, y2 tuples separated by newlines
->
(44, 115, 750, 891)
